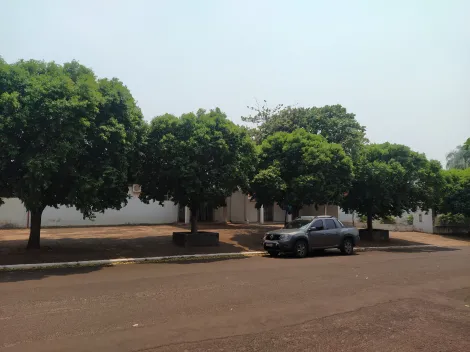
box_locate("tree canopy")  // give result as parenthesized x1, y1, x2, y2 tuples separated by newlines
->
(438, 168, 470, 218)
(341, 143, 444, 231)
(251, 129, 353, 217)
(0, 59, 144, 248)
(242, 102, 367, 157)
(138, 108, 257, 233)
(446, 138, 470, 170)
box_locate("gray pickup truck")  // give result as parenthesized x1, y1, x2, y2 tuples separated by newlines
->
(263, 215, 360, 257)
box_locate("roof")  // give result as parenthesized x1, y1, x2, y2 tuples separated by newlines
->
(294, 216, 316, 220)
(294, 215, 333, 220)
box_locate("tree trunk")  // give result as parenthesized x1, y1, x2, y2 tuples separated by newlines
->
(367, 211, 373, 236)
(27, 209, 43, 249)
(284, 208, 288, 227)
(324, 204, 328, 215)
(190, 207, 199, 234)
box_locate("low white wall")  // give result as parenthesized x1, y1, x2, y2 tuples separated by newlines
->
(339, 208, 356, 223)
(0, 198, 28, 228)
(42, 196, 178, 227)
(300, 205, 339, 217)
(339, 208, 434, 233)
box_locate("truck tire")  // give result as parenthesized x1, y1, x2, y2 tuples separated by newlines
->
(340, 237, 354, 255)
(294, 240, 308, 258)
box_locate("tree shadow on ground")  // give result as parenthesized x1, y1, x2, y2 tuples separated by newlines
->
(230, 233, 264, 251)
(0, 233, 257, 266)
(358, 238, 428, 247)
(171, 222, 282, 231)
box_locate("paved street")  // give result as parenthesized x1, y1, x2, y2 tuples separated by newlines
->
(1, 247, 470, 352)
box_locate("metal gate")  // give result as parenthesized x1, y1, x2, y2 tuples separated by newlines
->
(264, 205, 274, 222)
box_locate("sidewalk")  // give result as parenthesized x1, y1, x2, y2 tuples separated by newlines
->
(1, 223, 469, 265)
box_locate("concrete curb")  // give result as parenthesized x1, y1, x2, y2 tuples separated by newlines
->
(0, 245, 442, 271)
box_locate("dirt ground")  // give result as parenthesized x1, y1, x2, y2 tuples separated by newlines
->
(1, 223, 469, 265)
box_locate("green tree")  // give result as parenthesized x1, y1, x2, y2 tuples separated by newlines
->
(446, 138, 470, 169)
(251, 129, 353, 221)
(242, 102, 367, 157)
(439, 168, 470, 218)
(342, 143, 444, 233)
(0, 59, 144, 248)
(138, 108, 257, 234)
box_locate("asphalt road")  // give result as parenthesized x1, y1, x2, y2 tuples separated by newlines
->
(1, 247, 469, 352)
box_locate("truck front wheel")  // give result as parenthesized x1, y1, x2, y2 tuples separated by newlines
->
(340, 238, 354, 255)
(294, 240, 308, 258)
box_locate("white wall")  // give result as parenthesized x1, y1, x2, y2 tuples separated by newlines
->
(228, 191, 260, 223)
(42, 196, 178, 227)
(229, 191, 245, 222)
(213, 206, 224, 222)
(273, 204, 285, 222)
(0, 198, 28, 228)
(413, 209, 434, 233)
(246, 199, 259, 223)
(213, 198, 231, 222)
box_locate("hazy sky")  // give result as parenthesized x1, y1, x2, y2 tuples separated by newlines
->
(1, 0, 469, 164)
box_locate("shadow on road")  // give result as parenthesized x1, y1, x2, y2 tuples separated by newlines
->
(0, 266, 104, 283)
(378, 246, 460, 253)
(264, 248, 358, 260)
(143, 256, 250, 265)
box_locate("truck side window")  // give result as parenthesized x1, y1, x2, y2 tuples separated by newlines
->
(333, 219, 343, 228)
(325, 219, 336, 230)
(311, 220, 324, 230)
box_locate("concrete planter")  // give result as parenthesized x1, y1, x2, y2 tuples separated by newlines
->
(359, 229, 390, 242)
(172, 231, 220, 247)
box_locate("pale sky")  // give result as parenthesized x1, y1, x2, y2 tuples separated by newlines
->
(1, 0, 469, 164)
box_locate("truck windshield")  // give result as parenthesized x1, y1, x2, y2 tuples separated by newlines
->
(285, 219, 311, 229)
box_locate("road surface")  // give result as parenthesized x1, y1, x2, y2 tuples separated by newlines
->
(1, 247, 470, 351)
